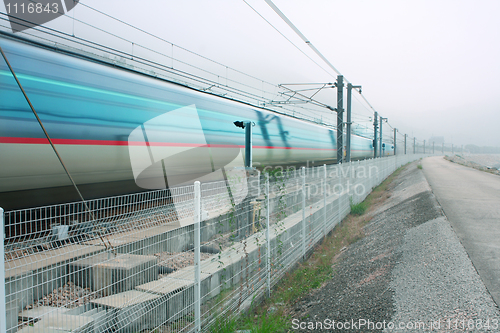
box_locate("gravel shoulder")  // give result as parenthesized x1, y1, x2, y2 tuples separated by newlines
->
(445, 154, 500, 176)
(291, 160, 500, 332)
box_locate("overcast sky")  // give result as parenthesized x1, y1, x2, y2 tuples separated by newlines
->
(3, 0, 499, 147)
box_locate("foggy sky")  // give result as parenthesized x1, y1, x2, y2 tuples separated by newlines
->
(3, 0, 499, 147)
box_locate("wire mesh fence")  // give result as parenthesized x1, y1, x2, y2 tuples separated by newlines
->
(1, 154, 429, 333)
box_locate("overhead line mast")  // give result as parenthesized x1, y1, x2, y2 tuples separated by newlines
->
(263, 0, 411, 159)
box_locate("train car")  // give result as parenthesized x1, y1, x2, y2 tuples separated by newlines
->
(0, 34, 374, 210)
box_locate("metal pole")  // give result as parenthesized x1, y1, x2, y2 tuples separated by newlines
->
(373, 111, 378, 158)
(244, 121, 252, 168)
(404, 134, 407, 155)
(413, 138, 416, 154)
(0, 208, 6, 333)
(345, 84, 360, 163)
(433, 142, 435, 154)
(336, 75, 344, 164)
(394, 128, 397, 155)
(193, 182, 201, 332)
(265, 175, 270, 297)
(346, 83, 352, 163)
(424, 140, 426, 154)
(379, 115, 383, 157)
(452, 144, 454, 154)
(338, 164, 342, 224)
(301, 167, 306, 259)
(323, 164, 327, 238)
(442, 142, 444, 154)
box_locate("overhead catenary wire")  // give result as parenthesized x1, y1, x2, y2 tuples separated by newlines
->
(264, 0, 343, 77)
(0, 12, 342, 129)
(3, 0, 375, 131)
(0, 4, 341, 125)
(260, 0, 396, 129)
(242, 0, 336, 81)
(77, 1, 278, 87)
(0, 2, 281, 105)
(2, 1, 405, 140)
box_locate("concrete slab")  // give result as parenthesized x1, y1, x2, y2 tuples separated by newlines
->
(162, 268, 219, 298)
(136, 277, 193, 295)
(6, 299, 18, 333)
(20, 306, 69, 321)
(66, 305, 110, 333)
(83, 225, 178, 248)
(70, 253, 158, 295)
(5, 245, 106, 279)
(90, 290, 165, 333)
(167, 267, 210, 281)
(16, 327, 61, 333)
(200, 257, 227, 275)
(17, 313, 93, 333)
(64, 304, 92, 316)
(91, 290, 161, 308)
(135, 277, 196, 323)
(85, 309, 110, 333)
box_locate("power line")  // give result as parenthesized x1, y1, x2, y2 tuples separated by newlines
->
(0, 14, 338, 127)
(264, 0, 343, 77)
(77, 1, 278, 88)
(1, 1, 394, 138)
(257, 1, 407, 132)
(242, 0, 336, 80)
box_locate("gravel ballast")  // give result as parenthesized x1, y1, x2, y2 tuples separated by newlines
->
(389, 217, 500, 332)
(291, 161, 500, 332)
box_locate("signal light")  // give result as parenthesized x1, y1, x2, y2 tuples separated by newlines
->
(233, 121, 245, 129)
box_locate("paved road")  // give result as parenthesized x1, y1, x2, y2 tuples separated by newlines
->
(422, 156, 500, 306)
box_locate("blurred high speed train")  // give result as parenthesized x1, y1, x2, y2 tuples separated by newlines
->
(0, 34, 374, 210)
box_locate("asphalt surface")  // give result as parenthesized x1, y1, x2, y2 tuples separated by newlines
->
(423, 156, 500, 306)
(291, 160, 500, 332)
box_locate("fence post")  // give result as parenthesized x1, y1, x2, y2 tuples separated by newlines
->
(323, 164, 327, 238)
(301, 167, 306, 259)
(395, 151, 397, 171)
(193, 182, 201, 332)
(265, 175, 271, 298)
(0, 208, 5, 333)
(338, 164, 342, 224)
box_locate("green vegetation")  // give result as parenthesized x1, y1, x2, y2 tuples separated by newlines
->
(350, 197, 368, 215)
(210, 315, 238, 333)
(417, 164, 423, 169)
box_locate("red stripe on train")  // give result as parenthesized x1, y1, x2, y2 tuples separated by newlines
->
(0, 137, 339, 150)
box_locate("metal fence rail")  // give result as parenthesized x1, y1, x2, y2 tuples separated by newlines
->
(1, 154, 429, 333)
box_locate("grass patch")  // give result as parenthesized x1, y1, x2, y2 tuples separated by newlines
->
(350, 198, 368, 215)
(209, 315, 238, 333)
(210, 163, 409, 332)
(417, 164, 423, 169)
